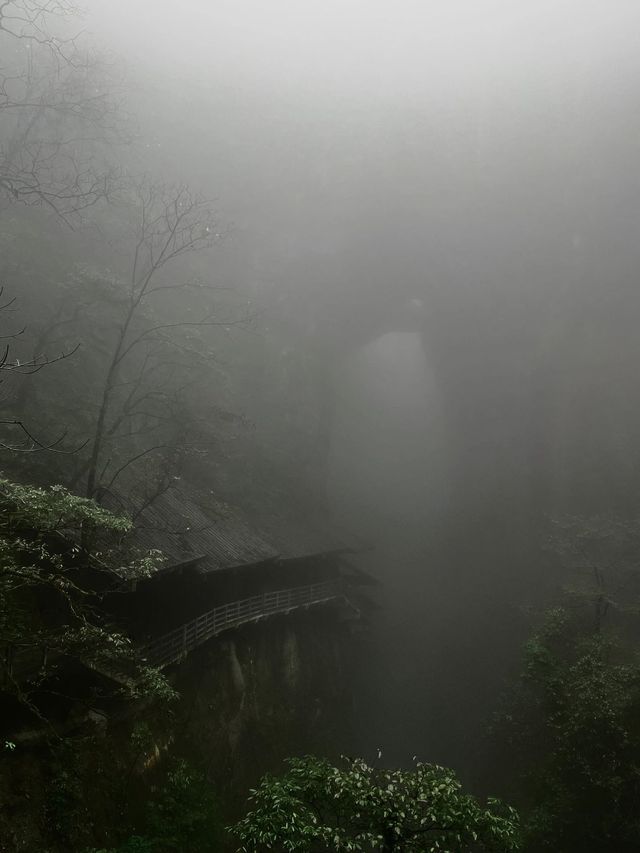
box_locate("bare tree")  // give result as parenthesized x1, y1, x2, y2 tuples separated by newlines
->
(0, 1, 78, 50)
(0, 8, 247, 491)
(74, 179, 246, 500)
(0, 286, 79, 451)
(0, 0, 125, 223)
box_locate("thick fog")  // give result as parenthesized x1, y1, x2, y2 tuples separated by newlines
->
(4, 0, 640, 780)
(85, 0, 640, 764)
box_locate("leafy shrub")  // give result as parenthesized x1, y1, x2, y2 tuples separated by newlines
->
(498, 607, 640, 851)
(233, 754, 520, 851)
(146, 759, 223, 852)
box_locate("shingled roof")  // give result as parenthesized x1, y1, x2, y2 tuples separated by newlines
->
(125, 484, 358, 576)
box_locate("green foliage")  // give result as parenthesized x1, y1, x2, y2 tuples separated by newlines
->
(233, 755, 520, 852)
(0, 475, 172, 708)
(501, 515, 640, 850)
(84, 758, 223, 853)
(498, 606, 640, 851)
(146, 759, 223, 852)
(0, 477, 131, 535)
(44, 740, 94, 848)
(87, 838, 156, 853)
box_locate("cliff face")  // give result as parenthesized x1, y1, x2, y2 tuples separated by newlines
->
(0, 607, 359, 852)
(171, 608, 358, 803)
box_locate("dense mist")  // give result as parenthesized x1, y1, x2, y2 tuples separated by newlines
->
(2, 1, 640, 850)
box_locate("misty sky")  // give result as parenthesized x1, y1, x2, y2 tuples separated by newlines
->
(91, 1, 640, 98)
(85, 0, 640, 268)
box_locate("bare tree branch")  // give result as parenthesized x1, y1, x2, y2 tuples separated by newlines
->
(0, 288, 84, 451)
(0, 2, 127, 222)
(0, 418, 86, 452)
(82, 181, 242, 498)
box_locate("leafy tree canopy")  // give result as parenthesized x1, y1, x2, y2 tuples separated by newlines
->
(497, 605, 640, 852)
(0, 475, 172, 713)
(233, 755, 520, 852)
(0, 476, 131, 535)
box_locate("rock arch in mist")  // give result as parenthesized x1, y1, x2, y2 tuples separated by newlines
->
(305, 276, 640, 532)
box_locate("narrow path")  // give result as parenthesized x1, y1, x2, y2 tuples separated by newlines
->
(142, 578, 350, 669)
(3, 580, 353, 686)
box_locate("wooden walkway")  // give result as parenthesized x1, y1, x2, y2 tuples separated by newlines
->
(141, 578, 348, 669)
(3, 579, 352, 684)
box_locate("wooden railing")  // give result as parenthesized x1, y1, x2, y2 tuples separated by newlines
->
(3, 580, 350, 683)
(141, 578, 346, 669)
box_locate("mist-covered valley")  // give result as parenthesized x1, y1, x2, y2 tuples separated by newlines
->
(2, 2, 640, 851)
